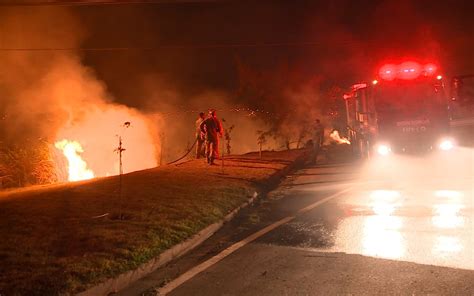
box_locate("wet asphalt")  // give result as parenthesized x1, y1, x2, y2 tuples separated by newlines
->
(119, 149, 474, 295)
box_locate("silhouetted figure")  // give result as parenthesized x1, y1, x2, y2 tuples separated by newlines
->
(311, 118, 325, 164)
(200, 109, 223, 165)
(195, 112, 206, 159)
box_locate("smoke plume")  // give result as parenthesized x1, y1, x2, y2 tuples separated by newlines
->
(0, 7, 158, 184)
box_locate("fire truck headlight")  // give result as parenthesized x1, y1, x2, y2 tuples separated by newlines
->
(439, 138, 455, 151)
(376, 144, 391, 156)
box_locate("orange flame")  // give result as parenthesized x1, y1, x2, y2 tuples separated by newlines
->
(54, 105, 158, 182)
(55, 139, 95, 181)
(330, 130, 351, 145)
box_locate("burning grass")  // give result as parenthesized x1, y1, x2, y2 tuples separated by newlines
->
(0, 141, 59, 188)
(0, 149, 306, 295)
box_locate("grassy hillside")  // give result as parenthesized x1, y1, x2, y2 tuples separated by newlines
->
(0, 150, 306, 295)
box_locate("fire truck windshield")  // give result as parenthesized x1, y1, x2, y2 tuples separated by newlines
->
(374, 80, 444, 120)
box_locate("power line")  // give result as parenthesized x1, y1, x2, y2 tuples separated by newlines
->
(0, 0, 225, 6)
(0, 41, 364, 51)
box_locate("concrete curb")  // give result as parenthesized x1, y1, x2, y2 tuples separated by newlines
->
(77, 151, 309, 296)
(77, 192, 259, 296)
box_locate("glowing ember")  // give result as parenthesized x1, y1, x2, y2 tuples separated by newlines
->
(55, 140, 95, 181)
(330, 130, 351, 145)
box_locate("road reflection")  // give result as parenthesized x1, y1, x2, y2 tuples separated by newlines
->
(432, 190, 464, 229)
(432, 204, 464, 229)
(327, 188, 473, 270)
(433, 236, 463, 255)
(362, 190, 404, 259)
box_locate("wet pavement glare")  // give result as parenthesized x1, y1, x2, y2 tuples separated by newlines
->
(329, 187, 474, 270)
(266, 148, 474, 271)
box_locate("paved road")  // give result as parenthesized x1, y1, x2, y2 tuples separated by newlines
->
(119, 148, 474, 295)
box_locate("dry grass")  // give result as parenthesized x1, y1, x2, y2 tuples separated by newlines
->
(0, 149, 306, 295)
(0, 142, 58, 188)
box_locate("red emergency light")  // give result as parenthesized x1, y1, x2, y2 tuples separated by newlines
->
(378, 61, 439, 81)
(398, 61, 421, 80)
(424, 63, 437, 75)
(379, 64, 397, 81)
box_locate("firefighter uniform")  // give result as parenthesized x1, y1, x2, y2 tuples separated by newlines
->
(195, 114, 205, 159)
(200, 112, 223, 164)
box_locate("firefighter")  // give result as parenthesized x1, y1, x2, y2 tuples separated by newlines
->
(311, 118, 325, 164)
(200, 109, 223, 165)
(195, 112, 206, 159)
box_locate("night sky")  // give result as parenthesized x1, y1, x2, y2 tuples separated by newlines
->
(2, 0, 474, 108)
(70, 0, 474, 107)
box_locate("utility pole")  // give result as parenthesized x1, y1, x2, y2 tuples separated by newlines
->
(115, 121, 130, 220)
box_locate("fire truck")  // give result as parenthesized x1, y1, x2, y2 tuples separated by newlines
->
(343, 60, 474, 157)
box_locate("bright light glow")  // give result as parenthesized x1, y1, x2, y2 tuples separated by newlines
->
(379, 64, 397, 81)
(55, 106, 158, 182)
(437, 75, 443, 80)
(370, 190, 400, 201)
(439, 139, 454, 151)
(370, 190, 400, 215)
(55, 140, 95, 181)
(432, 204, 464, 229)
(329, 130, 351, 145)
(376, 144, 391, 156)
(363, 215, 404, 259)
(379, 62, 439, 80)
(435, 190, 463, 200)
(398, 61, 421, 80)
(363, 190, 403, 259)
(424, 63, 438, 74)
(372, 79, 378, 85)
(372, 203, 395, 216)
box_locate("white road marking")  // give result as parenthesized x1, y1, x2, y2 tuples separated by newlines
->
(158, 186, 353, 295)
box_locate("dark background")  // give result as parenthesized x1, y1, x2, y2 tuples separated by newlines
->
(2, 0, 474, 109)
(72, 0, 474, 107)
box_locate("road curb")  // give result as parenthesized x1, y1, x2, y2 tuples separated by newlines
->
(77, 191, 259, 296)
(77, 151, 309, 296)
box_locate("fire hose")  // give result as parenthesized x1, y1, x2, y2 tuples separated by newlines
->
(166, 138, 198, 165)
